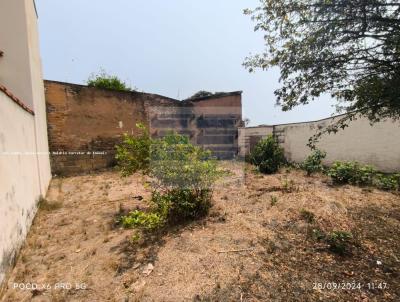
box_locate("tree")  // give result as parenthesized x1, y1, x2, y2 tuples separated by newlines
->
(87, 69, 134, 92)
(188, 91, 214, 99)
(244, 1, 400, 128)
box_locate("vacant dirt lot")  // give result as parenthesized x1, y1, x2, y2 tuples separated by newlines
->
(2, 162, 400, 302)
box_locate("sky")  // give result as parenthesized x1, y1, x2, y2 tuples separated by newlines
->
(35, 0, 337, 126)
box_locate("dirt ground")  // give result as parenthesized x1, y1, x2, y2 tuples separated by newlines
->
(1, 162, 400, 302)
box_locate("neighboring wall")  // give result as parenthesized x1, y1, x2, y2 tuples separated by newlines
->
(45, 81, 242, 175)
(238, 125, 273, 157)
(0, 0, 51, 287)
(239, 115, 400, 173)
(275, 116, 400, 173)
(149, 92, 242, 159)
(45, 81, 159, 175)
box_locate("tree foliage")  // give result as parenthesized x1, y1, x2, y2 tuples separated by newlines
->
(87, 70, 133, 92)
(188, 91, 214, 99)
(244, 1, 400, 124)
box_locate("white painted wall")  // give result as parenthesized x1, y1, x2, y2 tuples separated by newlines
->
(239, 116, 400, 173)
(0, 93, 41, 285)
(0, 0, 51, 287)
(275, 116, 400, 173)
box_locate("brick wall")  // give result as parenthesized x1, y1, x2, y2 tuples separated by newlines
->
(45, 81, 242, 175)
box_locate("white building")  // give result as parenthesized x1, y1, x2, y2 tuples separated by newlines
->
(0, 0, 51, 288)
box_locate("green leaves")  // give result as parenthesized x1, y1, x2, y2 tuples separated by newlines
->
(117, 128, 220, 230)
(249, 135, 286, 174)
(328, 161, 377, 186)
(87, 69, 133, 92)
(115, 124, 151, 176)
(245, 0, 400, 122)
(301, 149, 327, 176)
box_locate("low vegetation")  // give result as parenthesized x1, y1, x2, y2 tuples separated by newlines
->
(301, 149, 326, 176)
(328, 161, 400, 191)
(249, 138, 399, 192)
(116, 127, 220, 231)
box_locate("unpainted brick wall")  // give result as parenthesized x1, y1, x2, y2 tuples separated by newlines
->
(45, 81, 242, 175)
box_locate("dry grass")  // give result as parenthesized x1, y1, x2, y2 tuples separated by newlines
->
(1, 162, 400, 302)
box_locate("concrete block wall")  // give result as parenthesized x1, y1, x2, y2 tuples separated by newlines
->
(149, 93, 242, 159)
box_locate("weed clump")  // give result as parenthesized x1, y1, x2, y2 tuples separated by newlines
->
(310, 228, 354, 255)
(270, 195, 278, 206)
(38, 196, 62, 211)
(300, 209, 315, 223)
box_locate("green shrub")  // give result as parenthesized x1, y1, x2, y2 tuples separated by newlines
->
(149, 133, 219, 222)
(117, 131, 220, 229)
(150, 133, 219, 191)
(87, 70, 133, 91)
(326, 231, 353, 255)
(327, 161, 376, 186)
(375, 173, 400, 191)
(152, 189, 212, 222)
(250, 135, 286, 174)
(115, 124, 151, 176)
(301, 149, 327, 176)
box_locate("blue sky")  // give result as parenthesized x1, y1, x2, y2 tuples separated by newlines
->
(35, 0, 336, 126)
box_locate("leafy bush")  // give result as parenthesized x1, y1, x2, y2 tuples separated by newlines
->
(301, 149, 327, 176)
(115, 124, 151, 176)
(152, 189, 212, 222)
(327, 161, 376, 186)
(374, 173, 400, 191)
(249, 135, 286, 174)
(117, 131, 220, 229)
(150, 134, 219, 190)
(87, 70, 133, 91)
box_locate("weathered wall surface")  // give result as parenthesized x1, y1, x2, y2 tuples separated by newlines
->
(0, 93, 41, 287)
(45, 81, 151, 175)
(45, 81, 242, 175)
(275, 116, 400, 172)
(238, 126, 273, 157)
(239, 115, 400, 173)
(0, 0, 51, 288)
(149, 93, 242, 159)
